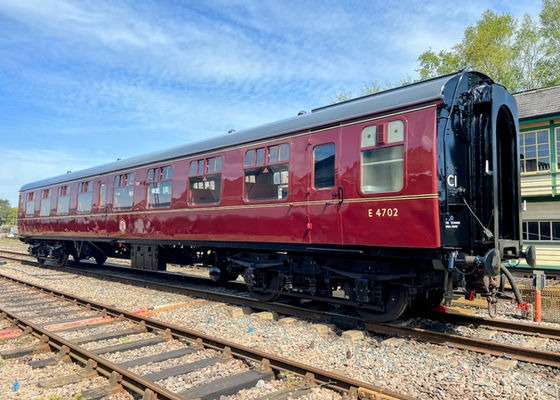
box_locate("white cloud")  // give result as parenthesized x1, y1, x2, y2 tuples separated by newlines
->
(0, 148, 114, 206)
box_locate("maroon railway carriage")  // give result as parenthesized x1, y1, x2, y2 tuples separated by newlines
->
(18, 71, 535, 321)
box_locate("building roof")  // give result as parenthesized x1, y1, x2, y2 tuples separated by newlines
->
(514, 84, 560, 120)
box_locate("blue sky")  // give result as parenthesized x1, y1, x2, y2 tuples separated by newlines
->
(0, 0, 540, 207)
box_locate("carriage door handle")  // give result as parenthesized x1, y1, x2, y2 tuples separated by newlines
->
(485, 160, 493, 175)
(337, 185, 344, 204)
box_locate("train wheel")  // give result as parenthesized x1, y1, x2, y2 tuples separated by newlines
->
(94, 254, 107, 266)
(54, 253, 69, 267)
(218, 269, 240, 282)
(411, 289, 444, 314)
(358, 285, 409, 322)
(246, 271, 280, 301)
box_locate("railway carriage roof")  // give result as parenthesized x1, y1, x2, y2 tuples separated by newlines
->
(20, 70, 490, 191)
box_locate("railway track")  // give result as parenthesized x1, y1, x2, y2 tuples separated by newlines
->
(2, 249, 560, 367)
(0, 272, 412, 400)
(366, 319, 560, 368)
(2, 249, 560, 377)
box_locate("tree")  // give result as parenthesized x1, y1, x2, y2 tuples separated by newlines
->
(536, 0, 560, 86)
(416, 49, 460, 79)
(0, 199, 11, 225)
(513, 14, 546, 90)
(416, 2, 560, 91)
(417, 10, 519, 89)
(7, 207, 18, 226)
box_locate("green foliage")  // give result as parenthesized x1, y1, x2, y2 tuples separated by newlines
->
(0, 199, 11, 225)
(458, 10, 518, 89)
(416, 49, 460, 78)
(513, 14, 546, 90)
(537, 0, 560, 86)
(417, 1, 560, 91)
(7, 207, 17, 225)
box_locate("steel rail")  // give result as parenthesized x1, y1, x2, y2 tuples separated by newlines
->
(367, 322, 560, 368)
(0, 272, 416, 400)
(433, 311, 560, 340)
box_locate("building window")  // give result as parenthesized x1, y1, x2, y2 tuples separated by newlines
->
(244, 144, 290, 201)
(188, 157, 222, 205)
(520, 129, 550, 173)
(523, 220, 560, 241)
(313, 143, 335, 189)
(77, 181, 93, 213)
(40, 189, 51, 217)
(57, 186, 70, 215)
(25, 192, 35, 216)
(147, 166, 172, 208)
(554, 222, 560, 241)
(114, 173, 135, 210)
(361, 120, 404, 194)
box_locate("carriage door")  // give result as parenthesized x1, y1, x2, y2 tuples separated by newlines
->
(306, 129, 342, 244)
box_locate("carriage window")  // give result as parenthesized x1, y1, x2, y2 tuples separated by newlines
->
(207, 157, 222, 173)
(314, 143, 335, 189)
(57, 185, 70, 215)
(78, 180, 93, 213)
(40, 189, 51, 216)
(361, 121, 404, 194)
(114, 173, 135, 210)
(244, 143, 290, 201)
(147, 166, 172, 208)
(268, 143, 290, 163)
(245, 150, 255, 166)
(25, 192, 35, 216)
(189, 161, 198, 175)
(361, 125, 377, 147)
(189, 157, 222, 205)
(256, 148, 265, 165)
(268, 145, 279, 163)
(388, 120, 404, 142)
(98, 183, 106, 208)
(197, 160, 204, 175)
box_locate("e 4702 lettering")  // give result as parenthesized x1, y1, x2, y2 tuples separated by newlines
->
(368, 208, 399, 218)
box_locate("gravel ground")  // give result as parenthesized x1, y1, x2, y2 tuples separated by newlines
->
(0, 351, 134, 400)
(1, 251, 559, 399)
